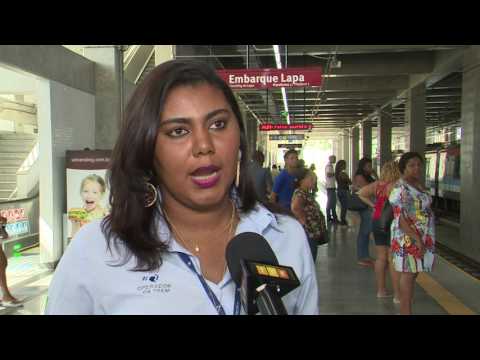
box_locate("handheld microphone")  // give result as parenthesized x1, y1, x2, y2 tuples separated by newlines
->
(226, 232, 300, 315)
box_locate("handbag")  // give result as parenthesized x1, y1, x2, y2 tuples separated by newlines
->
(376, 199, 394, 234)
(346, 191, 368, 211)
(316, 211, 329, 245)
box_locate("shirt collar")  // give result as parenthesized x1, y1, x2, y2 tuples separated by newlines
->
(238, 203, 282, 235)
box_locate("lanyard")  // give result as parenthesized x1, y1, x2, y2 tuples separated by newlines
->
(177, 253, 241, 315)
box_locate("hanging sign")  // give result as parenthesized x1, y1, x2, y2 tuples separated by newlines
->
(217, 67, 322, 89)
(260, 123, 313, 131)
(269, 134, 305, 141)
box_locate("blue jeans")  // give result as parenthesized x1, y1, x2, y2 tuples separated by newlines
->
(337, 189, 349, 223)
(357, 208, 372, 260)
(326, 188, 338, 221)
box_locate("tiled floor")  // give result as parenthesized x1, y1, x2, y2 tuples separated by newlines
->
(0, 248, 52, 315)
(2, 187, 479, 315)
(317, 218, 447, 315)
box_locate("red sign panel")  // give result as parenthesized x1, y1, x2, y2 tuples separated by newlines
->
(217, 67, 322, 89)
(0, 208, 27, 223)
(259, 123, 313, 131)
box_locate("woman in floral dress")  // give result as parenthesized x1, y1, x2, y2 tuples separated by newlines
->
(389, 152, 435, 315)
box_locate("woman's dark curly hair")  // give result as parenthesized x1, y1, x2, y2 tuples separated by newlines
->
(293, 167, 312, 190)
(102, 60, 287, 272)
(398, 152, 423, 174)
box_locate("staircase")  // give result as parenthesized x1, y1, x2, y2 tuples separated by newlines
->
(0, 132, 38, 201)
(136, 53, 156, 84)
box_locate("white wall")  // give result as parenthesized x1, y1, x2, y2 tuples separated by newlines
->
(37, 79, 95, 265)
(0, 66, 36, 94)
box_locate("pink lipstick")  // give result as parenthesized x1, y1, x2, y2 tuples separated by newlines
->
(190, 165, 221, 189)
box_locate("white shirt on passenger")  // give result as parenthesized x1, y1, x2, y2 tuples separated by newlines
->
(44, 203, 319, 315)
(325, 163, 336, 189)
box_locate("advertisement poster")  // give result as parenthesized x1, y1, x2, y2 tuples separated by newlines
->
(66, 150, 111, 243)
(0, 207, 29, 237)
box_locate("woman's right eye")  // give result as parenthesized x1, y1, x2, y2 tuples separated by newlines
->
(167, 128, 189, 137)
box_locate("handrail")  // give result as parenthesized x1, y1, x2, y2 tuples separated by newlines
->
(7, 187, 17, 201)
(0, 192, 39, 205)
(123, 45, 139, 67)
(134, 48, 155, 84)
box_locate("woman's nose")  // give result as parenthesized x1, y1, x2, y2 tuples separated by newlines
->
(192, 129, 215, 157)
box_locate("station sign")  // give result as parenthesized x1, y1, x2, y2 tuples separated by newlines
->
(269, 134, 305, 141)
(259, 123, 313, 131)
(278, 144, 303, 149)
(217, 67, 322, 89)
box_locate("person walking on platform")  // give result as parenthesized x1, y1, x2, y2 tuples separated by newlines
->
(291, 167, 327, 262)
(247, 150, 273, 203)
(335, 160, 351, 226)
(271, 149, 299, 211)
(0, 216, 23, 308)
(353, 157, 376, 267)
(358, 161, 401, 302)
(389, 152, 435, 315)
(325, 155, 338, 223)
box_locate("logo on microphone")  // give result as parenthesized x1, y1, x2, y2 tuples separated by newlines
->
(254, 263, 291, 279)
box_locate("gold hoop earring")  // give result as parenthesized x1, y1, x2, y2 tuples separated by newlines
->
(235, 151, 241, 188)
(144, 182, 158, 208)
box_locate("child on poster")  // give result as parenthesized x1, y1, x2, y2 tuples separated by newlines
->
(68, 174, 108, 238)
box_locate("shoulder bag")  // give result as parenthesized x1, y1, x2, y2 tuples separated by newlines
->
(346, 190, 368, 211)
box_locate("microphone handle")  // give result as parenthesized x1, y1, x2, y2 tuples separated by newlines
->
(256, 284, 288, 315)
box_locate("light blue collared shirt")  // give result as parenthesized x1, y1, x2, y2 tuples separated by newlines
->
(45, 203, 319, 315)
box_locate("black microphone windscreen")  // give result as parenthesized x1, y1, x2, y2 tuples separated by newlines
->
(226, 232, 279, 286)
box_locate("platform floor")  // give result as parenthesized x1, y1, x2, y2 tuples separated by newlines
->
(1, 188, 479, 315)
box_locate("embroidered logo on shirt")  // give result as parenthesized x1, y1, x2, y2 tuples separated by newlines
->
(138, 274, 172, 294)
(143, 274, 159, 283)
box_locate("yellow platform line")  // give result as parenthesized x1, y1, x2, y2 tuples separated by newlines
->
(416, 273, 476, 315)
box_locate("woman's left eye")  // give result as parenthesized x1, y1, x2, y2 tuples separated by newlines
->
(210, 120, 226, 130)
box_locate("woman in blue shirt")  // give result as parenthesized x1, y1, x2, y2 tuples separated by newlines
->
(45, 60, 319, 315)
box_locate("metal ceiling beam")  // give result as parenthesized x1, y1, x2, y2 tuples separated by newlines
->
(321, 75, 409, 92)
(285, 45, 467, 55)
(286, 52, 434, 76)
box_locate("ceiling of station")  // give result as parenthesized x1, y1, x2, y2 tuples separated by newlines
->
(171, 45, 466, 131)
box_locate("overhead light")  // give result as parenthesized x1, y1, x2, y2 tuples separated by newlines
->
(273, 45, 282, 69)
(273, 45, 290, 125)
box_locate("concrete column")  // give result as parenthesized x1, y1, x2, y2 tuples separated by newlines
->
(361, 119, 372, 159)
(378, 105, 392, 170)
(350, 126, 359, 178)
(83, 46, 122, 150)
(155, 45, 175, 66)
(459, 46, 480, 263)
(37, 79, 95, 266)
(332, 139, 339, 160)
(405, 82, 426, 154)
(337, 133, 344, 161)
(244, 114, 258, 160)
